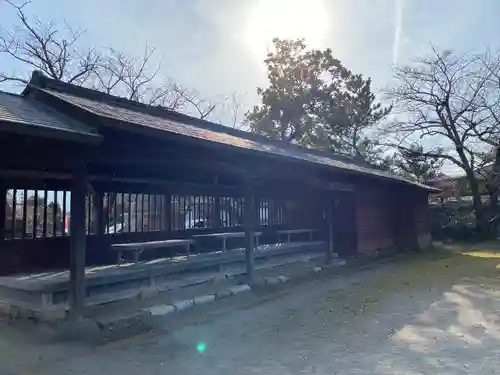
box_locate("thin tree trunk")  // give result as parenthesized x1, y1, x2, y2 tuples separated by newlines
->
(487, 147, 500, 237)
(466, 169, 488, 238)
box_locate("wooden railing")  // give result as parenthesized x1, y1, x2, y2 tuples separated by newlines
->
(3, 188, 289, 241)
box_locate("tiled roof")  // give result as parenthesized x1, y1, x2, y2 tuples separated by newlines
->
(0, 91, 100, 143)
(40, 88, 438, 192)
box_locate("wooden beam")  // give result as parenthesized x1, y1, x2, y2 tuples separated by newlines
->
(91, 142, 332, 185)
(0, 169, 240, 195)
(69, 161, 87, 319)
(0, 141, 81, 170)
(318, 180, 354, 192)
(88, 148, 247, 178)
(0, 160, 353, 193)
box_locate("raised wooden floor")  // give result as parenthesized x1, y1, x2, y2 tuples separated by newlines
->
(0, 241, 327, 318)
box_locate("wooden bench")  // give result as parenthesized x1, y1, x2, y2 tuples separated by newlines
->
(111, 239, 196, 265)
(277, 229, 316, 243)
(193, 231, 263, 251)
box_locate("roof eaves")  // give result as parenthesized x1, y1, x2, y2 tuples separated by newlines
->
(0, 118, 101, 144)
(0, 89, 102, 144)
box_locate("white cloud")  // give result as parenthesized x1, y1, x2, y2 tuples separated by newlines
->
(393, 0, 405, 66)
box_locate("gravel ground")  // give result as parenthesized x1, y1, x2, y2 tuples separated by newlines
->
(7, 245, 500, 375)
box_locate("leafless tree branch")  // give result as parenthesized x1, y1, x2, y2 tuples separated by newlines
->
(0, 0, 101, 85)
(386, 46, 500, 236)
(0, 0, 232, 122)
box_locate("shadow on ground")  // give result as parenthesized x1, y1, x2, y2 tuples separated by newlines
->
(364, 243, 500, 374)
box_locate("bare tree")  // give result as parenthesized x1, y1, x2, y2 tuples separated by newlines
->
(0, 0, 100, 86)
(171, 86, 216, 119)
(212, 92, 247, 128)
(0, 0, 224, 120)
(90, 47, 158, 99)
(386, 47, 500, 237)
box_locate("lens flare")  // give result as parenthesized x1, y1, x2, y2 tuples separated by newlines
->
(196, 342, 206, 353)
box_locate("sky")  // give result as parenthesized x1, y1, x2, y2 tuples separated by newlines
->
(1, 0, 500, 175)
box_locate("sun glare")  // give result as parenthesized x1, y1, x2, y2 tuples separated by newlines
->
(244, 0, 329, 57)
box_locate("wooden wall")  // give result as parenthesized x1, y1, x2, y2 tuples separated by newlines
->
(356, 185, 431, 254)
(356, 186, 394, 253)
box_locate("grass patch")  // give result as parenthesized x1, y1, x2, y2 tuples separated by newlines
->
(439, 241, 500, 259)
(462, 251, 500, 259)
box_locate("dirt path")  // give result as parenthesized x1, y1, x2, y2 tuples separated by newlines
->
(8, 244, 500, 375)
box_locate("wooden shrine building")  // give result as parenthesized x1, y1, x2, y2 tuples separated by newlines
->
(0, 71, 438, 318)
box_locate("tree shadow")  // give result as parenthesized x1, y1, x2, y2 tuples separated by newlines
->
(370, 244, 500, 374)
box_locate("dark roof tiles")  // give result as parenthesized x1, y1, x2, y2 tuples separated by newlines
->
(0, 90, 100, 142)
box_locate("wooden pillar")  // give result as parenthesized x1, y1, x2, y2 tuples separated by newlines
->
(0, 180, 6, 241)
(243, 180, 256, 282)
(326, 198, 334, 263)
(391, 192, 402, 250)
(214, 176, 221, 228)
(214, 197, 222, 228)
(164, 192, 171, 233)
(95, 190, 104, 236)
(69, 162, 87, 319)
